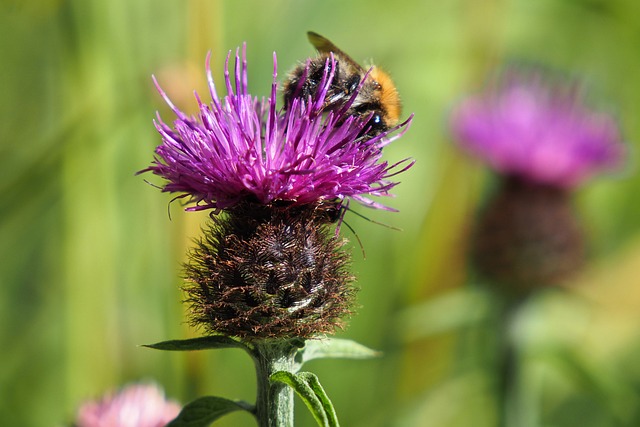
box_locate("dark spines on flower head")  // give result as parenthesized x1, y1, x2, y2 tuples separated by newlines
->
(141, 45, 413, 213)
(183, 204, 356, 339)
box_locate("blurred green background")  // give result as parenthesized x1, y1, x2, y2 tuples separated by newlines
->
(2, 0, 640, 426)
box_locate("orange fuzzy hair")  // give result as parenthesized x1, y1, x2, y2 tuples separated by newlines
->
(370, 67, 402, 127)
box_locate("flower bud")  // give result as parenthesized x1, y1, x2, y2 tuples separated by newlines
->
(472, 177, 584, 294)
(184, 203, 355, 339)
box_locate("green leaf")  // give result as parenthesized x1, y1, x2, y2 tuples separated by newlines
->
(297, 338, 380, 364)
(142, 336, 248, 352)
(168, 396, 253, 427)
(271, 371, 339, 427)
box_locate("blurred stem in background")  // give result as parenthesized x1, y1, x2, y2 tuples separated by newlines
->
(494, 296, 532, 427)
(448, 36, 626, 426)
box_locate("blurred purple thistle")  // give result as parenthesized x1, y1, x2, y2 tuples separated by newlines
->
(450, 65, 625, 188)
(141, 45, 412, 212)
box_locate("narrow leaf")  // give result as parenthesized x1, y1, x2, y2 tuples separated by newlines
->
(298, 338, 380, 364)
(142, 336, 248, 352)
(297, 372, 339, 426)
(168, 396, 253, 427)
(271, 371, 328, 426)
(271, 371, 339, 427)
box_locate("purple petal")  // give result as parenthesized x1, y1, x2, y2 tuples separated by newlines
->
(450, 65, 625, 188)
(143, 45, 413, 211)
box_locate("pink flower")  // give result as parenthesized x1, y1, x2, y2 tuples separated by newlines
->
(75, 383, 180, 427)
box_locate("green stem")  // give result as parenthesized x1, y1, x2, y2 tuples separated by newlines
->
(496, 295, 527, 427)
(497, 318, 517, 427)
(251, 340, 302, 427)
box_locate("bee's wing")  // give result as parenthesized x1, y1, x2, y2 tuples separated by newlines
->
(307, 32, 365, 73)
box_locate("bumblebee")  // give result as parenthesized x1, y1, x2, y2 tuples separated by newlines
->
(283, 32, 401, 137)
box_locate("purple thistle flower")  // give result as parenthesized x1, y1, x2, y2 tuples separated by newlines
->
(142, 45, 412, 212)
(450, 66, 624, 188)
(75, 383, 181, 427)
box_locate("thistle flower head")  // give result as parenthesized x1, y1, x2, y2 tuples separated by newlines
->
(142, 44, 412, 340)
(75, 383, 180, 427)
(450, 65, 624, 188)
(142, 45, 412, 212)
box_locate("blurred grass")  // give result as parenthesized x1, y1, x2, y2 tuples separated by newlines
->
(1, 0, 640, 426)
